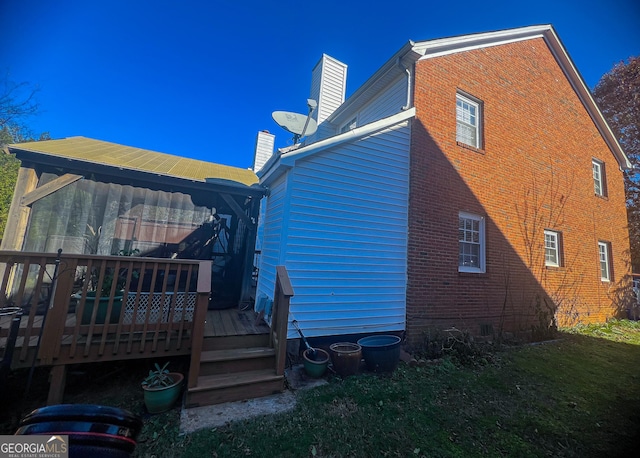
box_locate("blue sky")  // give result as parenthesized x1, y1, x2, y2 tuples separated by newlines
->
(1, 0, 638, 169)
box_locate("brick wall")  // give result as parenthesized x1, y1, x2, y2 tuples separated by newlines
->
(406, 38, 631, 344)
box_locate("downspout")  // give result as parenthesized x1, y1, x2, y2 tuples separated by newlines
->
(398, 57, 412, 111)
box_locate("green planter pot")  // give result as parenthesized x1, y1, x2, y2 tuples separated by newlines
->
(80, 292, 124, 325)
(142, 373, 184, 414)
(302, 348, 329, 378)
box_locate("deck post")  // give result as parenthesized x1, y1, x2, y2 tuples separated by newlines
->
(188, 261, 211, 389)
(47, 364, 67, 405)
(38, 257, 77, 365)
(0, 167, 38, 282)
(272, 266, 294, 376)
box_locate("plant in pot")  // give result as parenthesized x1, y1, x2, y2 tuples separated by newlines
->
(141, 362, 184, 414)
(78, 249, 140, 324)
(78, 267, 126, 324)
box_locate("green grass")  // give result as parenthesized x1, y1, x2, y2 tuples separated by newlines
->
(2, 321, 639, 457)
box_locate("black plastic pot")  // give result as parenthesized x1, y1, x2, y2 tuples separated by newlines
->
(16, 404, 143, 458)
(357, 335, 402, 373)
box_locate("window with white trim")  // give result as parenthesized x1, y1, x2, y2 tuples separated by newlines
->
(544, 230, 562, 267)
(459, 212, 485, 273)
(340, 117, 357, 134)
(456, 93, 482, 148)
(598, 241, 612, 282)
(592, 159, 607, 197)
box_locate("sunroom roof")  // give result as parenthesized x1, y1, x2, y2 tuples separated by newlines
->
(9, 136, 259, 186)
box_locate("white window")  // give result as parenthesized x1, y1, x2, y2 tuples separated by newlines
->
(592, 159, 606, 197)
(340, 117, 357, 134)
(459, 212, 485, 273)
(456, 93, 481, 148)
(598, 241, 611, 282)
(544, 230, 561, 267)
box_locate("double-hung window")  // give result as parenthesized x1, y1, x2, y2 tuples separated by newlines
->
(598, 241, 612, 282)
(459, 212, 485, 273)
(544, 230, 562, 267)
(592, 159, 607, 197)
(456, 93, 482, 148)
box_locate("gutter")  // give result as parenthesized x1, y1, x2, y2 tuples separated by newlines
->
(281, 108, 415, 165)
(258, 109, 415, 186)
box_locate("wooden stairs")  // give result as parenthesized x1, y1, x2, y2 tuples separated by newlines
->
(186, 333, 285, 407)
(185, 266, 293, 408)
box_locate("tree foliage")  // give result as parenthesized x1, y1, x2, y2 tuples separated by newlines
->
(0, 152, 20, 238)
(0, 73, 50, 239)
(593, 56, 640, 273)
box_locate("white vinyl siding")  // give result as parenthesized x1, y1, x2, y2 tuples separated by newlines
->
(456, 93, 481, 148)
(308, 55, 347, 144)
(459, 212, 485, 273)
(272, 122, 411, 338)
(358, 76, 409, 126)
(255, 173, 288, 302)
(598, 241, 611, 282)
(318, 76, 409, 143)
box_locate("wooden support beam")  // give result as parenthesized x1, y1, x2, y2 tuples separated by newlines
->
(0, 166, 38, 251)
(21, 173, 83, 206)
(0, 166, 38, 284)
(221, 193, 254, 227)
(47, 365, 67, 405)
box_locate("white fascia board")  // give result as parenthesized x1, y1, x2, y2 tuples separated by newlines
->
(257, 154, 292, 187)
(279, 107, 416, 166)
(414, 24, 630, 169)
(414, 24, 550, 59)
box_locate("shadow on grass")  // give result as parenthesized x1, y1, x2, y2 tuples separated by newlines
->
(1, 326, 639, 458)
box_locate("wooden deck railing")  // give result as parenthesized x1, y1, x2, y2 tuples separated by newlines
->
(186, 265, 293, 388)
(271, 266, 294, 376)
(0, 250, 211, 369)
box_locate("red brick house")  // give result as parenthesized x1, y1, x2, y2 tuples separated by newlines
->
(255, 25, 632, 343)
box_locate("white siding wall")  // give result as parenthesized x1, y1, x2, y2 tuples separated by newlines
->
(253, 131, 275, 172)
(308, 55, 347, 145)
(255, 173, 288, 303)
(317, 74, 409, 143)
(284, 121, 411, 337)
(358, 76, 408, 126)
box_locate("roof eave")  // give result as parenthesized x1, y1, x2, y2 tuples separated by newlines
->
(325, 41, 419, 125)
(10, 147, 266, 197)
(258, 109, 415, 187)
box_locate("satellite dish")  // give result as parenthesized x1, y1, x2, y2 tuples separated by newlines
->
(272, 99, 318, 144)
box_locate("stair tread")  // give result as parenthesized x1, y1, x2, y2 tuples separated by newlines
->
(201, 347, 275, 362)
(190, 369, 283, 392)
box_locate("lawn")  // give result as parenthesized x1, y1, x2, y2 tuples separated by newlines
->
(2, 320, 639, 457)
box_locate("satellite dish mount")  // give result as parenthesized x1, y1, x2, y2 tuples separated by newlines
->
(272, 99, 318, 144)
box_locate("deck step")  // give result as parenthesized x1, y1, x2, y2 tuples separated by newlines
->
(201, 346, 275, 362)
(199, 347, 276, 375)
(186, 369, 284, 407)
(201, 333, 270, 351)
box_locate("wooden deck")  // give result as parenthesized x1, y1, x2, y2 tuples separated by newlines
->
(0, 308, 269, 354)
(1, 252, 293, 407)
(204, 308, 270, 337)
